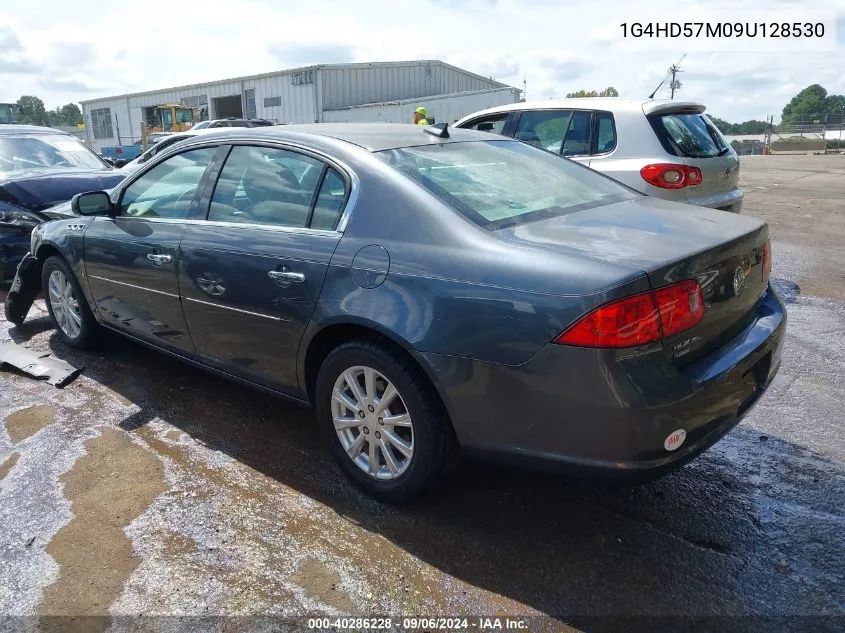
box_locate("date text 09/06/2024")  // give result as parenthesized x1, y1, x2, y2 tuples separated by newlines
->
(307, 617, 529, 630)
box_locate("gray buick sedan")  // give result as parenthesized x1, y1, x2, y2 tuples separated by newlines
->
(4, 123, 785, 502)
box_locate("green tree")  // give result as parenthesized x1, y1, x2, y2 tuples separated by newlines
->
(59, 103, 83, 126)
(565, 87, 619, 98)
(709, 117, 736, 134)
(566, 89, 597, 98)
(16, 95, 49, 125)
(781, 84, 828, 124)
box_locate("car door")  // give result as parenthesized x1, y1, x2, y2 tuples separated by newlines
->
(83, 145, 220, 352)
(179, 143, 349, 395)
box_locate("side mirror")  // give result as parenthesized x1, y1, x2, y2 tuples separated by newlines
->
(113, 158, 127, 168)
(72, 191, 113, 216)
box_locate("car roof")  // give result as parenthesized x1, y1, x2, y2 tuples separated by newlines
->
(0, 124, 71, 136)
(186, 123, 504, 152)
(456, 98, 707, 121)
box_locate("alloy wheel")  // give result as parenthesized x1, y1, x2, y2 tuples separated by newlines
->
(47, 270, 82, 339)
(330, 365, 414, 480)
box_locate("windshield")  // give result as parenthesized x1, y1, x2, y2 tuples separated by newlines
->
(650, 112, 729, 159)
(377, 140, 637, 229)
(0, 133, 106, 174)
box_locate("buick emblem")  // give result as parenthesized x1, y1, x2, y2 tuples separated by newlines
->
(733, 266, 746, 296)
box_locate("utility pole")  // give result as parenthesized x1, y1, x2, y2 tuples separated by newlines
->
(669, 62, 683, 99)
(523, 76, 527, 102)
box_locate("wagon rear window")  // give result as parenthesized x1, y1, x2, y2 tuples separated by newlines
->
(376, 140, 636, 229)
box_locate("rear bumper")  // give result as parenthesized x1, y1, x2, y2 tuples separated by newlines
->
(687, 187, 744, 213)
(420, 286, 785, 477)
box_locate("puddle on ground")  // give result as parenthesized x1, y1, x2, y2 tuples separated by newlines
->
(291, 558, 355, 613)
(770, 277, 802, 303)
(38, 427, 166, 629)
(0, 452, 20, 480)
(4, 405, 56, 443)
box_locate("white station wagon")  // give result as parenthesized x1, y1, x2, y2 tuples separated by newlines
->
(455, 98, 743, 213)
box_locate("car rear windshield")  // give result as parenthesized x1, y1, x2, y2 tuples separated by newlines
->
(650, 112, 728, 159)
(377, 140, 637, 230)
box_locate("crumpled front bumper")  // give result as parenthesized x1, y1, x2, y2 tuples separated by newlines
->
(4, 253, 40, 325)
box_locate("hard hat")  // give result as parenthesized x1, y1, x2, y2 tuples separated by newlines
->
(415, 106, 427, 116)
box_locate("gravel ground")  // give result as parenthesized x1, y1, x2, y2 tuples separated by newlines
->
(0, 154, 843, 632)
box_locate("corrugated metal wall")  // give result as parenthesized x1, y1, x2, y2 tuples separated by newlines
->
(321, 62, 500, 110)
(322, 88, 520, 124)
(81, 62, 511, 151)
(82, 76, 319, 151)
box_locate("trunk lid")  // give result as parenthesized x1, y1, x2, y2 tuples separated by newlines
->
(495, 196, 769, 361)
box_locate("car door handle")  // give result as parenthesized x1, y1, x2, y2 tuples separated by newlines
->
(268, 270, 305, 283)
(146, 253, 172, 266)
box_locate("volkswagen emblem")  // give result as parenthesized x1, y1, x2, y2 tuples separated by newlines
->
(733, 266, 746, 296)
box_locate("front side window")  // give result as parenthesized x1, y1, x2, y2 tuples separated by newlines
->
(119, 147, 217, 219)
(377, 140, 636, 230)
(208, 146, 323, 228)
(463, 114, 508, 135)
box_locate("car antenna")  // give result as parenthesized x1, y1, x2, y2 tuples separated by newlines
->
(649, 53, 686, 99)
(424, 122, 450, 138)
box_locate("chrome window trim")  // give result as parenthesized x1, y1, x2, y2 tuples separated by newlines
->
(88, 275, 179, 298)
(112, 136, 361, 235)
(184, 296, 290, 322)
(90, 215, 341, 237)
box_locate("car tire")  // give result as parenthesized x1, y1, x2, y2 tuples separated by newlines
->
(314, 339, 456, 503)
(41, 256, 100, 349)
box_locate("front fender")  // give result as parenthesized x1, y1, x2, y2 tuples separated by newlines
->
(3, 253, 40, 325)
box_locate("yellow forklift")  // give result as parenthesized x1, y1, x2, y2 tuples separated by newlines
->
(149, 104, 196, 133)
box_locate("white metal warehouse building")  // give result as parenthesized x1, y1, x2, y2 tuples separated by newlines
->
(80, 60, 521, 151)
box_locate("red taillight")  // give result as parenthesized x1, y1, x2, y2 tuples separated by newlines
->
(655, 280, 704, 338)
(555, 280, 705, 348)
(640, 164, 703, 189)
(761, 239, 772, 285)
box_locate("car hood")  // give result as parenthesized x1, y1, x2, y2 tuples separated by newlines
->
(495, 196, 765, 273)
(0, 169, 126, 216)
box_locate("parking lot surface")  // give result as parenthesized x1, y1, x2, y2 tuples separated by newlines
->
(1, 154, 843, 631)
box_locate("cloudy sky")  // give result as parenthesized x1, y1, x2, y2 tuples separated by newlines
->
(1, 0, 843, 122)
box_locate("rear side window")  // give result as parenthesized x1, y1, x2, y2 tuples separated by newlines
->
(513, 110, 571, 153)
(593, 112, 617, 154)
(310, 168, 347, 230)
(561, 111, 591, 157)
(208, 146, 322, 228)
(513, 110, 592, 156)
(650, 112, 728, 158)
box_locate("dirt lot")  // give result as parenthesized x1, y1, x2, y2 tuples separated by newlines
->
(1, 154, 844, 632)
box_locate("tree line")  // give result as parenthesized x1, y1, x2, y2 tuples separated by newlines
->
(7, 95, 84, 127)
(711, 84, 845, 135)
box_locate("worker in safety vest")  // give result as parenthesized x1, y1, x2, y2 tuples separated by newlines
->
(413, 106, 429, 126)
